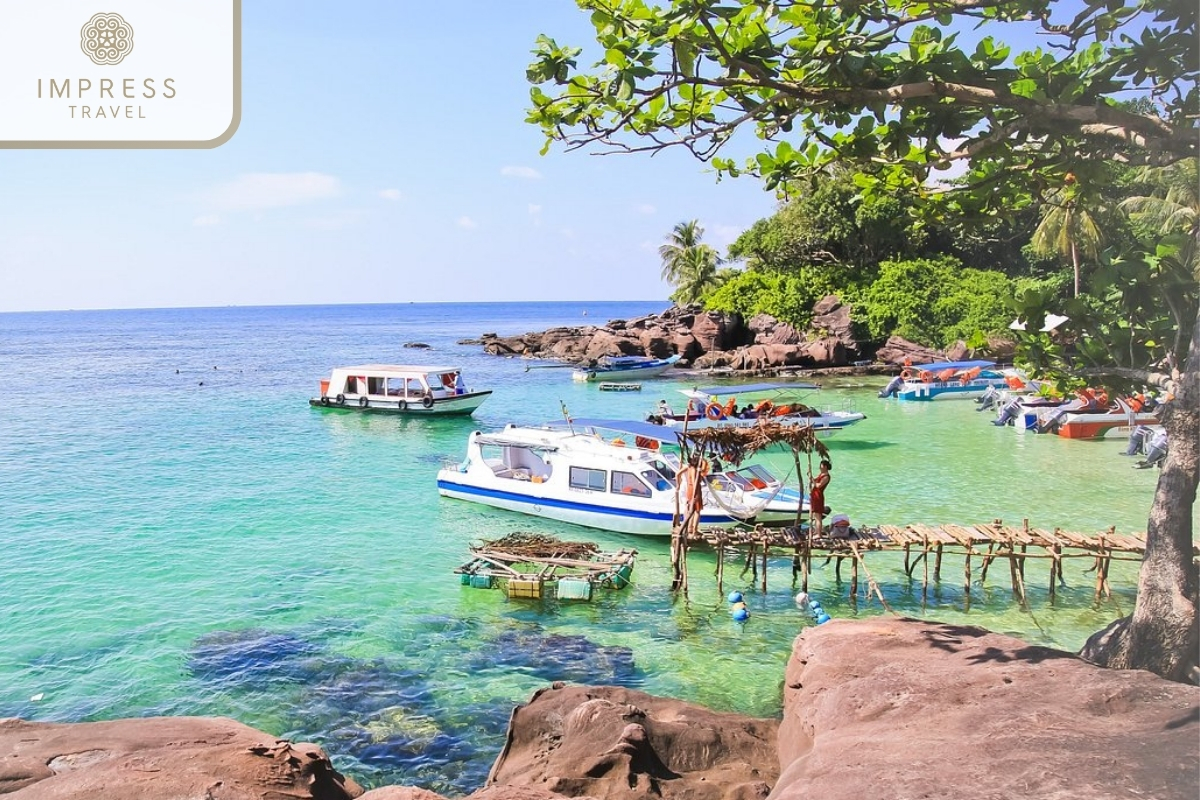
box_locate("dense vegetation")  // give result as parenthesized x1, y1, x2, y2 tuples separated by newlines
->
(529, 0, 1198, 683)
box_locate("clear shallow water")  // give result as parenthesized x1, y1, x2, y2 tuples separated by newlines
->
(0, 302, 1190, 792)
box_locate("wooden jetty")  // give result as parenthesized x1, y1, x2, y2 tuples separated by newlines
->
(691, 519, 1183, 608)
(456, 532, 636, 601)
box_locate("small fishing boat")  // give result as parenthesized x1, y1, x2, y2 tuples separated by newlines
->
(436, 419, 809, 537)
(879, 360, 1015, 401)
(571, 354, 681, 382)
(310, 364, 491, 416)
(599, 382, 642, 392)
(648, 383, 865, 438)
(1034, 395, 1162, 439)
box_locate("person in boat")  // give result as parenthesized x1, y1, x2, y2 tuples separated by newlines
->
(454, 372, 466, 395)
(658, 399, 674, 417)
(809, 460, 831, 538)
(739, 403, 757, 419)
(708, 454, 724, 473)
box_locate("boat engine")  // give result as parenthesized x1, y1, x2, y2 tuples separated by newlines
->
(1123, 425, 1153, 456)
(879, 375, 903, 398)
(992, 397, 1023, 427)
(1137, 431, 1169, 469)
(976, 386, 999, 411)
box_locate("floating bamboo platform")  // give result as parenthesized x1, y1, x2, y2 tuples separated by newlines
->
(682, 519, 1189, 609)
(456, 532, 637, 601)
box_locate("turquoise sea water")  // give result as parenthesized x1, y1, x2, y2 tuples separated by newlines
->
(0, 302, 1190, 792)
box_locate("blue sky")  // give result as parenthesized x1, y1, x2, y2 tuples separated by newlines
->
(0, 1, 779, 312)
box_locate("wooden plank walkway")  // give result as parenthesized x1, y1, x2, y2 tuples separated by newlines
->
(684, 519, 1191, 606)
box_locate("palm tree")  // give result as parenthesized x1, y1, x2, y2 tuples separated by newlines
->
(1031, 179, 1105, 297)
(1119, 159, 1199, 280)
(659, 220, 722, 304)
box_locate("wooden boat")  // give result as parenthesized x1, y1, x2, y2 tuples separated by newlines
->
(309, 364, 491, 416)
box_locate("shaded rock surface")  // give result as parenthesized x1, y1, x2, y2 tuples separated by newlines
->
(774, 618, 1200, 800)
(0, 716, 363, 799)
(486, 684, 778, 800)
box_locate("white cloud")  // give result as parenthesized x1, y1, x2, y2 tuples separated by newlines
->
(192, 214, 220, 227)
(204, 172, 341, 211)
(500, 165, 542, 180)
(457, 216, 478, 229)
(635, 203, 657, 215)
(709, 224, 743, 249)
(378, 188, 403, 201)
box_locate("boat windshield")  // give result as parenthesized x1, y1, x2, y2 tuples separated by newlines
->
(650, 458, 677, 481)
(641, 468, 673, 492)
(736, 464, 779, 487)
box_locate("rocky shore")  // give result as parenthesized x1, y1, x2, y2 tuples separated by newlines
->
(468, 300, 1005, 375)
(4, 618, 1195, 800)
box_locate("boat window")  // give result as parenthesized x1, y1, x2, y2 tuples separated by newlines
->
(405, 378, 423, 398)
(344, 376, 359, 393)
(569, 466, 606, 492)
(611, 471, 651, 498)
(367, 376, 385, 395)
(641, 469, 673, 492)
(651, 459, 677, 481)
(722, 471, 755, 490)
(741, 464, 777, 485)
(386, 377, 405, 396)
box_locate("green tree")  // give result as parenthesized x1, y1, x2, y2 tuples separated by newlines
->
(1030, 178, 1106, 297)
(529, 0, 1199, 682)
(659, 220, 722, 304)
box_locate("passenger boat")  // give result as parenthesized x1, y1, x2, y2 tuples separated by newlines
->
(648, 383, 865, 438)
(309, 364, 491, 416)
(1034, 396, 1161, 439)
(436, 419, 810, 537)
(879, 360, 1014, 401)
(571, 354, 681, 382)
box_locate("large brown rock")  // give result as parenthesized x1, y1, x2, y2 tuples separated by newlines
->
(487, 684, 778, 800)
(774, 618, 1200, 800)
(872, 335, 943, 366)
(0, 716, 363, 800)
(809, 297, 861, 360)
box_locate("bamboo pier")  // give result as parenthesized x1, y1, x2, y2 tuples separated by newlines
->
(690, 519, 1185, 608)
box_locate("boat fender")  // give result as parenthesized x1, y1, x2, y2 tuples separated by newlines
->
(320, 396, 330, 407)
(336, 394, 346, 406)
(359, 396, 369, 408)
(397, 399, 407, 411)
(705, 403, 725, 420)
(422, 393, 435, 409)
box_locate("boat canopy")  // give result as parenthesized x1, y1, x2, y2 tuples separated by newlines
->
(544, 418, 682, 444)
(909, 359, 995, 371)
(602, 355, 656, 366)
(685, 382, 820, 397)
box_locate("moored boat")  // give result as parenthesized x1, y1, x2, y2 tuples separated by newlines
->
(310, 364, 491, 416)
(598, 382, 642, 392)
(881, 360, 1015, 401)
(648, 383, 865, 438)
(436, 419, 809, 536)
(1035, 395, 1162, 439)
(571, 354, 681, 382)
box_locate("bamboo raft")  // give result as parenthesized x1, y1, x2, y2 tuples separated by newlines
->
(456, 532, 637, 601)
(691, 519, 1185, 608)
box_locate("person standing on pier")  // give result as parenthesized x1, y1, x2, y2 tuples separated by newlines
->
(810, 460, 831, 538)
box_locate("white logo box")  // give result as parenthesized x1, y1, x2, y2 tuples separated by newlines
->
(0, 0, 240, 147)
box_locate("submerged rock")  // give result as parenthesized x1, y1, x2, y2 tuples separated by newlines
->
(470, 629, 639, 687)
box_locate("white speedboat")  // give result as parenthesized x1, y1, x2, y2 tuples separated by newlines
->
(572, 354, 681, 382)
(879, 360, 1015, 401)
(310, 364, 491, 415)
(436, 419, 809, 537)
(648, 383, 865, 438)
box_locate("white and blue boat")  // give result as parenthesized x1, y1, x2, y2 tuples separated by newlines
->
(436, 418, 808, 537)
(572, 354, 681, 382)
(651, 383, 865, 437)
(879, 360, 1013, 401)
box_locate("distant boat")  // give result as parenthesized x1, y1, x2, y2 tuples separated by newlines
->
(310, 364, 491, 416)
(572, 354, 681, 382)
(880, 360, 1014, 401)
(599, 382, 642, 392)
(650, 383, 866, 438)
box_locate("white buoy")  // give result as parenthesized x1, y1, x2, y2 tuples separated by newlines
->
(30, 693, 44, 702)
(794, 591, 809, 608)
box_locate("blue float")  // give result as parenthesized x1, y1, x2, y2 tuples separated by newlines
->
(732, 607, 750, 622)
(727, 591, 744, 604)
(816, 613, 831, 624)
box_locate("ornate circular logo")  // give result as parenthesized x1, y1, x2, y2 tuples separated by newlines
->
(80, 13, 134, 66)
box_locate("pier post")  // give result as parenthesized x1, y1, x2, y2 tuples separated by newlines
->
(934, 543, 944, 582)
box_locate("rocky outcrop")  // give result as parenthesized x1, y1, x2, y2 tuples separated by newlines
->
(479, 298, 883, 372)
(774, 618, 1200, 800)
(872, 335, 945, 366)
(0, 716, 363, 799)
(486, 684, 778, 800)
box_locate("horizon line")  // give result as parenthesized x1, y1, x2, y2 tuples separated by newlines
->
(0, 298, 672, 316)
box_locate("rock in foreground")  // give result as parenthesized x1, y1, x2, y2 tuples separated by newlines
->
(0, 716, 362, 800)
(486, 684, 779, 800)
(775, 618, 1200, 800)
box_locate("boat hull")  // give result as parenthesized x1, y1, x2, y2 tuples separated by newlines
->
(1055, 410, 1161, 439)
(436, 475, 800, 537)
(895, 377, 1009, 401)
(310, 390, 491, 416)
(572, 357, 681, 382)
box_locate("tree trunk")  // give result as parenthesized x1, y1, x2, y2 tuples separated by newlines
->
(1070, 238, 1081, 298)
(1080, 313, 1200, 683)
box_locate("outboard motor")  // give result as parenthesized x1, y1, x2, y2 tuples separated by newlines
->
(879, 375, 903, 399)
(1138, 430, 1168, 469)
(976, 386, 999, 411)
(1123, 425, 1153, 456)
(992, 397, 1023, 426)
(1037, 406, 1069, 434)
